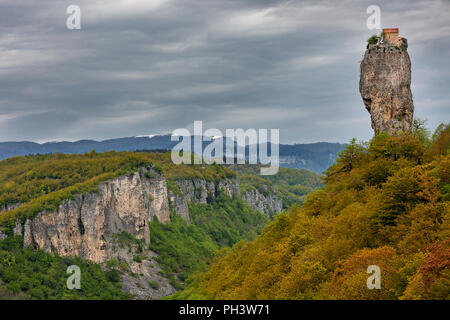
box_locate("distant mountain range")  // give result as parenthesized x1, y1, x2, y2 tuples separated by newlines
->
(0, 135, 344, 174)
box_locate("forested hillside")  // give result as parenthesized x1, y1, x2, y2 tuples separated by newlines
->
(0, 148, 324, 299)
(0, 151, 240, 299)
(147, 165, 323, 290)
(0, 236, 130, 300)
(175, 123, 450, 300)
(149, 195, 268, 290)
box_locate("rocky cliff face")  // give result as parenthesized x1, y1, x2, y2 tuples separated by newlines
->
(242, 188, 282, 217)
(10, 168, 278, 263)
(360, 39, 414, 134)
(169, 178, 281, 220)
(1, 166, 283, 298)
(169, 178, 240, 223)
(20, 168, 169, 263)
(0, 204, 22, 240)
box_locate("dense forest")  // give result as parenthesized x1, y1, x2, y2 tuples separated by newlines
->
(149, 195, 268, 290)
(174, 123, 449, 300)
(146, 163, 323, 290)
(0, 236, 130, 300)
(0, 123, 447, 300)
(0, 146, 323, 299)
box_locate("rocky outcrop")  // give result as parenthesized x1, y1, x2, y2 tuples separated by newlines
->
(110, 242, 176, 300)
(15, 170, 253, 263)
(169, 178, 240, 223)
(360, 39, 414, 134)
(143, 170, 170, 224)
(0, 166, 282, 299)
(3, 171, 279, 255)
(13, 221, 23, 236)
(169, 191, 190, 222)
(242, 188, 282, 217)
(22, 168, 169, 264)
(0, 204, 24, 238)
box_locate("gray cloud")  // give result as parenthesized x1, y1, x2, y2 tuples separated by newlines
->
(0, 0, 448, 143)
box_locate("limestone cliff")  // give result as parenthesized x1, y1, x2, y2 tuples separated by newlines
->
(169, 178, 281, 220)
(9, 168, 279, 263)
(242, 188, 282, 217)
(0, 165, 285, 299)
(20, 167, 169, 264)
(169, 178, 240, 223)
(360, 37, 414, 134)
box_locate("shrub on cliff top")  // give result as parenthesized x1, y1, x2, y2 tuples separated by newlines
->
(367, 34, 380, 45)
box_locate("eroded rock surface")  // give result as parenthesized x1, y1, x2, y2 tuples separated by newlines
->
(242, 188, 282, 217)
(360, 39, 414, 134)
(23, 168, 168, 264)
(111, 243, 176, 300)
(5, 167, 282, 299)
(169, 178, 240, 223)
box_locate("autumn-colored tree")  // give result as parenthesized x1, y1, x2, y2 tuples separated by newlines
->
(428, 123, 450, 157)
(401, 239, 450, 299)
(173, 125, 449, 300)
(324, 246, 401, 300)
(323, 138, 367, 185)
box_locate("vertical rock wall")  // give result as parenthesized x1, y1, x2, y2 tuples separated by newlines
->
(360, 39, 414, 134)
(22, 169, 168, 263)
(5, 169, 281, 263)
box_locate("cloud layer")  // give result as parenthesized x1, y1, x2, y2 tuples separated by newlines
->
(0, 0, 449, 143)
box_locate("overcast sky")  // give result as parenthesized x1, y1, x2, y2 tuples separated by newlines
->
(0, 0, 449, 144)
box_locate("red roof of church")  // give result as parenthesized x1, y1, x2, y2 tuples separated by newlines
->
(383, 28, 399, 33)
